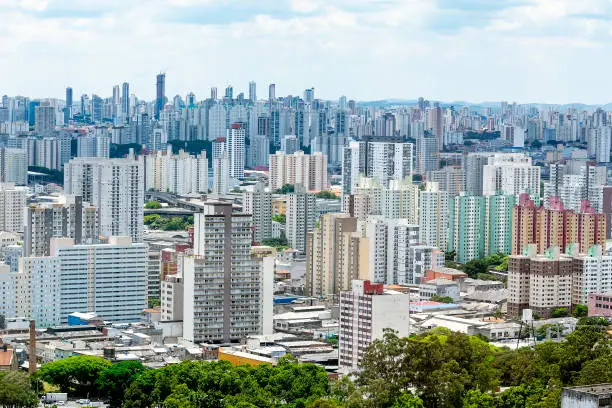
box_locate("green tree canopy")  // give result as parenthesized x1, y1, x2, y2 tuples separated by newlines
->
(39, 355, 112, 397)
(97, 360, 146, 407)
(0, 371, 39, 408)
(275, 184, 295, 194)
(145, 201, 162, 209)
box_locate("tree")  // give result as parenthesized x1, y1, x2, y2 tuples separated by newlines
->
(462, 390, 494, 408)
(531, 140, 542, 149)
(97, 361, 146, 407)
(272, 214, 286, 224)
(0, 371, 39, 408)
(445, 250, 456, 262)
(145, 201, 162, 209)
(392, 392, 424, 408)
(430, 295, 455, 304)
(551, 308, 569, 318)
(462, 259, 489, 278)
(315, 191, 339, 200)
(148, 297, 161, 308)
(262, 236, 289, 250)
(275, 184, 295, 194)
(39, 355, 112, 397)
(572, 304, 588, 318)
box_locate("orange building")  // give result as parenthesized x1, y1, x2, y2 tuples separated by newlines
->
(512, 194, 605, 255)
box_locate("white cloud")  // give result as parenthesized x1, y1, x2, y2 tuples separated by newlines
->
(1, 0, 612, 104)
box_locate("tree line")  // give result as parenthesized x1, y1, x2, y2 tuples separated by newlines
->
(2, 317, 610, 407)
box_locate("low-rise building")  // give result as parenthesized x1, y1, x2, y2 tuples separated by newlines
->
(338, 280, 410, 372)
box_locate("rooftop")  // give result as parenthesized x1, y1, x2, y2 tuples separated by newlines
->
(563, 383, 612, 396)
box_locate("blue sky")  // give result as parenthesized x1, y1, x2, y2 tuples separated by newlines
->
(0, 0, 611, 104)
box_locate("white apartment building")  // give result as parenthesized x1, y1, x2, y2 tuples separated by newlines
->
(286, 188, 318, 253)
(143, 147, 208, 195)
(482, 153, 540, 197)
(243, 183, 273, 244)
(52, 236, 148, 323)
(0, 183, 27, 233)
(212, 152, 230, 194)
(64, 156, 144, 243)
(269, 151, 328, 192)
(147, 251, 161, 302)
(409, 245, 445, 284)
(364, 217, 420, 285)
(0, 148, 27, 185)
(161, 274, 184, 321)
(419, 182, 449, 251)
(381, 178, 419, 223)
(573, 247, 612, 306)
(227, 124, 245, 183)
(339, 280, 410, 372)
(21, 257, 62, 327)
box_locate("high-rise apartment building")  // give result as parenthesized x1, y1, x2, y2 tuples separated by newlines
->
(0, 183, 27, 233)
(482, 153, 540, 197)
(463, 152, 495, 195)
(426, 166, 465, 197)
(184, 202, 271, 343)
(227, 124, 245, 183)
(506, 247, 610, 318)
(339, 280, 410, 371)
(286, 187, 318, 253)
(364, 217, 420, 284)
(53, 236, 147, 323)
(243, 183, 273, 244)
(23, 196, 98, 257)
(342, 139, 413, 195)
(269, 151, 328, 192)
(419, 182, 449, 250)
(485, 192, 516, 255)
(305, 213, 368, 297)
(449, 194, 486, 263)
(64, 156, 144, 243)
(212, 151, 230, 194)
(416, 134, 439, 174)
(142, 147, 208, 195)
(34, 103, 56, 135)
(0, 148, 27, 185)
(511, 194, 606, 255)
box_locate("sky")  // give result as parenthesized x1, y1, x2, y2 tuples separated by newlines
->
(0, 0, 612, 104)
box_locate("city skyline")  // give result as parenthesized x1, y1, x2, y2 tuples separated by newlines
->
(2, 0, 612, 103)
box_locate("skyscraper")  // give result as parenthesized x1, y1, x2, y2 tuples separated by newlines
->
(64, 156, 144, 243)
(227, 123, 245, 183)
(155, 73, 166, 120)
(225, 85, 233, 100)
(184, 202, 269, 343)
(449, 194, 486, 263)
(210, 87, 218, 100)
(65, 87, 73, 122)
(305, 213, 367, 296)
(269, 83, 276, 102)
(249, 81, 256, 102)
(419, 182, 449, 251)
(286, 186, 318, 253)
(243, 183, 273, 244)
(122, 82, 130, 117)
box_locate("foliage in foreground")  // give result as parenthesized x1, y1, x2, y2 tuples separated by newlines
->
(7, 317, 610, 408)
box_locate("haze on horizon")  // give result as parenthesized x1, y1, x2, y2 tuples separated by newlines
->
(1, 0, 611, 104)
